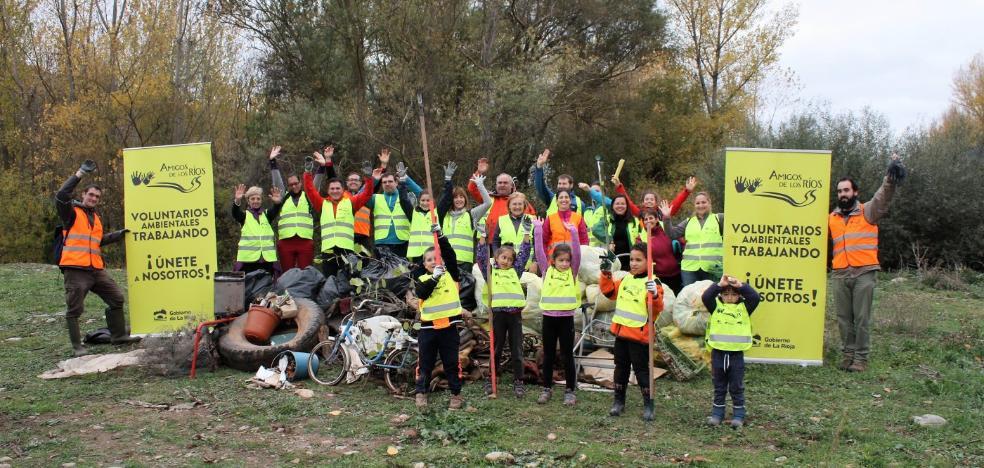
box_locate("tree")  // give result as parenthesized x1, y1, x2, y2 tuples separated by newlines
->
(666, 0, 797, 117)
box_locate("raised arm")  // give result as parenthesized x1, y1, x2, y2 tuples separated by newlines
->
(569, 224, 582, 274)
(303, 171, 326, 212)
(437, 178, 454, 219)
(469, 174, 492, 224)
(269, 146, 285, 193)
(615, 183, 640, 217)
(670, 176, 697, 216)
(533, 220, 548, 275)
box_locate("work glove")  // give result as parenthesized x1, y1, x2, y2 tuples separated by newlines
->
(79, 160, 97, 174)
(444, 161, 457, 181)
(599, 250, 615, 272)
(646, 280, 658, 294)
(433, 264, 446, 279)
(361, 160, 373, 177)
(431, 223, 443, 237)
(304, 156, 315, 173)
(396, 161, 408, 182)
(522, 216, 533, 234)
(887, 158, 906, 183)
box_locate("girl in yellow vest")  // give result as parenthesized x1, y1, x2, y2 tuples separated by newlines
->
(599, 242, 664, 421)
(665, 191, 724, 287)
(406, 189, 439, 265)
(232, 184, 283, 277)
(700, 275, 760, 428)
(411, 223, 466, 410)
(476, 222, 532, 398)
(533, 220, 582, 406)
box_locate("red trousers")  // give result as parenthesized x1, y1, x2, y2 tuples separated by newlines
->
(277, 237, 314, 271)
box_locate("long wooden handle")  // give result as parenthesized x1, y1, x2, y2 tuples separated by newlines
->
(614, 159, 626, 180)
(647, 234, 655, 399)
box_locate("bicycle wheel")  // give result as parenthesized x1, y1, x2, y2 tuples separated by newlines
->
(309, 337, 348, 386)
(383, 346, 419, 396)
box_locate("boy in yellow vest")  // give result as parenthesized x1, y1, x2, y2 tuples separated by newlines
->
(701, 275, 761, 428)
(412, 223, 465, 410)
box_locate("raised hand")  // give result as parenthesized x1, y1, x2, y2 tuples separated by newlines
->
(304, 157, 315, 173)
(611, 174, 620, 186)
(312, 151, 326, 166)
(686, 176, 697, 192)
(646, 280, 658, 294)
(234, 183, 246, 201)
(718, 275, 731, 287)
(522, 215, 533, 233)
(431, 223, 443, 236)
(535, 148, 551, 167)
(371, 167, 384, 179)
(433, 264, 446, 279)
(658, 199, 671, 219)
(396, 161, 408, 181)
(378, 148, 391, 168)
(269, 145, 281, 160)
(471, 174, 486, 187)
(444, 161, 457, 181)
(476, 157, 489, 175)
(269, 186, 283, 204)
(361, 160, 373, 177)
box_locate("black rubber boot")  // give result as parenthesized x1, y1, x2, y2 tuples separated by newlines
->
(106, 307, 141, 345)
(609, 385, 626, 416)
(642, 397, 655, 422)
(66, 316, 89, 357)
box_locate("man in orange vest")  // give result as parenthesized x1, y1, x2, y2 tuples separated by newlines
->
(829, 153, 904, 373)
(55, 162, 140, 357)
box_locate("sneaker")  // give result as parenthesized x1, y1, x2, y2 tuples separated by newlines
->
(448, 394, 464, 410)
(537, 387, 552, 405)
(730, 418, 744, 429)
(847, 360, 868, 372)
(513, 381, 526, 399)
(838, 354, 854, 371)
(563, 390, 576, 406)
(706, 415, 722, 426)
(415, 393, 428, 409)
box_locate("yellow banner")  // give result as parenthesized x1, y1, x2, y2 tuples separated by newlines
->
(723, 148, 831, 365)
(123, 143, 217, 334)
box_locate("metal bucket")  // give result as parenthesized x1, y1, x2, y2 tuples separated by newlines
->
(214, 271, 246, 318)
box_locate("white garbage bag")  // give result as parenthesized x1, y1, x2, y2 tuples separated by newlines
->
(673, 280, 713, 336)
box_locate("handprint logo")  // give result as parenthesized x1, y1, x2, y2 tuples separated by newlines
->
(131, 172, 143, 186)
(142, 172, 154, 185)
(734, 177, 762, 193)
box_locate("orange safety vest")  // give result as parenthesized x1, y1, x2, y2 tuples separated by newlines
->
(546, 211, 583, 254)
(354, 206, 371, 237)
(59, 206, 104, 269)
(829, 203, 879, 269)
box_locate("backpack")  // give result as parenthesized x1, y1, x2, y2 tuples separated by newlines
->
(51, 225, 67, 265)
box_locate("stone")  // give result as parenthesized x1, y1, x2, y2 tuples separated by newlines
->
(912, 414, 946, 427)
(485, 451, 515, 464)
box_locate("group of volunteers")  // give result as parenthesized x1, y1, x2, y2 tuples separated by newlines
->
(55, 142, 901, 427)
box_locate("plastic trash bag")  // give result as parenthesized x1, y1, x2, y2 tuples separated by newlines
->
(317, 268, 353, 308)
(244, 270, 274, 308)
(274, 266, 325, 299)
(673, 280, 713, 335)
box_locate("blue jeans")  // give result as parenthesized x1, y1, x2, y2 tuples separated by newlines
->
(681, 269, 718, 288)
(711, 349, 745, 420)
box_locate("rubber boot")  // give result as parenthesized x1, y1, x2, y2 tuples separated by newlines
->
(66, 316, 89, 357)
(609, 385, 626, 417)
(641, 388, 655, 422)
(707, 404, 725, 426)
(106, 306, 140, 345)
(731, 404, 746, 428)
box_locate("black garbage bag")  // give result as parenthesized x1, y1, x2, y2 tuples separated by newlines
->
(244, 269, 274, 307)
(458, 270, 477, 311)
(274, 266, 325, 299)
(382, 274, 413, 299)
(360, 249, 412, 281)
(317, 268, 354, 308)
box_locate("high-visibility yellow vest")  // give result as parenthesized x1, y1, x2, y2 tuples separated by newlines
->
(612, 275, 649, 328)
(418, 273, 461, 322)
(705, 299, 753, 352)
(496, 213, 532, 246)
(59, 206, 104, 269)
(277, 194, 314, 240)
(372, 193, 410, 242)
(407, 209, 436, 259)
(320, 197, 355, 252)
(583, 206, 606, 247)
(442, 211, 475, 263)
(539, 266, 581, 311)
(829, 203, 879, 269)
(237, 211, 277, 263)
(490, 268, 525, 308)
(681, 214, 723, 272)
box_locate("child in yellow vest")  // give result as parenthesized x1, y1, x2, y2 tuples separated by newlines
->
(701, 275, 760, 428)
(476, 225, 532, 398)
(411, 223, 465, 411)
(599, 243, 664, 421)
(533, 220, 582, 406)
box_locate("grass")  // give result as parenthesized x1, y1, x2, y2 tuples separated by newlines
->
(0, 264, 982, 466)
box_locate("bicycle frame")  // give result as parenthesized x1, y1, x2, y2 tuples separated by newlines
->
(324, 316, 417, 372)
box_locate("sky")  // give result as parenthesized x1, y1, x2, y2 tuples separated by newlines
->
(764, 0, 984, 132)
